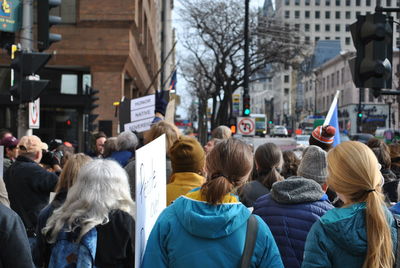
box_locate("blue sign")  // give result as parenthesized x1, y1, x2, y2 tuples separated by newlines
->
(0, 0, 21, 33)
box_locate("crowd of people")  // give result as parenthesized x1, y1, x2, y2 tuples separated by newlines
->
(1, 122, 400, 267)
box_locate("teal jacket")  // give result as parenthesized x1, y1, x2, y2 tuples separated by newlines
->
(141, 190, 283, 268)
(302, 203, 398, 268)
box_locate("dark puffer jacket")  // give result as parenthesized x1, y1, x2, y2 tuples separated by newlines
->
(253, 176, 333, 268)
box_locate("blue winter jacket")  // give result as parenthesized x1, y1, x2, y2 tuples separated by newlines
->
(390, 202, 400, 215)
(141, 189, 284, 268)
(253, 177, 333, 268)
(302, 202, 398, 268)
(109, 151, 133, 167)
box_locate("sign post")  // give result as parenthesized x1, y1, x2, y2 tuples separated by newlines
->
(135, 134, 166, 267)
(237, 117, 256, 136)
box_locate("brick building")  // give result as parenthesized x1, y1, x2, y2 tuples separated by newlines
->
(0, 0, 175, 151)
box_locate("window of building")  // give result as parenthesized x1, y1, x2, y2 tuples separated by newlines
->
(305, 10, 310, 18)
(345, 37, 351, 45)
(356, 11, 361, 17)
(335, 24, 340, 31)
(341, 68, 345, 84)
(315, 24, 320, 31)
(327, 76, 330, 89)
(305, 23, 310, 31)
(284, 75, 290, 83)
(285, 10, 290, 18)
(346, 0, 351, 5)
(295, 24, 300, 30)
(356, 0, 360, 5)
(326, 36, 331, 40)
(335, 36, 340, 40)
(284, 64, 290, 70)
(284, 88, 290, 95)
(316, 0, 321, 5)
(346, 11, 351, 19)
(294, 36, 300, 44)
(345, 24, 350, 31)
(315, 36, 320, 42)
(305, 36, 311, 44)
(295, 10, 300, 18)
(336, 70, 340, 85)
(315, 11, 320, 18)
(61, 74, 78, 94)
(336, 0, 341, 4)
(387, 0, 392, 6)
(366, 0, 371, 5)
(325, 24, 330, 31)
(397, 37, 400, 47)
(285, 0, 290, 5)
(305, 0, 311, 5)
(335, 11, 341, 19)
(325, 11, 330, 19)
(331, 73, 335, 88)
(325, 0, 330, 5)
(323, 78, 326, 90)
(295, 0, 300, 5)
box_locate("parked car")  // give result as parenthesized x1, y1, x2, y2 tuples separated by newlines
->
(271, 126, 288, 137)
(295, 135, 310, 148)
(350, 133, 374, 144)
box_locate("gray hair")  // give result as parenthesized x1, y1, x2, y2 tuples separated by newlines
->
(211, 126, 232, 139)
(117, 131, 139, 151)
(42, 159, 135, 243)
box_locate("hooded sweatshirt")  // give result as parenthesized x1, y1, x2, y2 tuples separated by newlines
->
(302, 203, 398, 268)
(142, 189, 283, 268)
(253, 176, 333, 268)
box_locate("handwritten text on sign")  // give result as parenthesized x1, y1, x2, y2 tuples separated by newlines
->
(135, 134, 166, 268)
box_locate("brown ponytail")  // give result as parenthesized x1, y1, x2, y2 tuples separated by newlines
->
(327, 141, 393, 268)
(201, 139, 253, 205)
(254, 143, 284, 189)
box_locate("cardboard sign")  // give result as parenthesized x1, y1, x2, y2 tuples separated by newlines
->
(135, 135, 166, 267)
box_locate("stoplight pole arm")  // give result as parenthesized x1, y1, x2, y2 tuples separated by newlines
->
(375, 6, 400, 13)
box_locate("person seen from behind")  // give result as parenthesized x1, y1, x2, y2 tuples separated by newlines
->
(142, 138, 284, 267)
(102, 137, 118, 158)
(389, 143, 400, 177)
(42, 159, 135, 267)
(239, 143, 283, 207)
(0, 135, 19, 173)
(167, 136, 206, 205)
(211, 125, 232, 139)
(253, 145, 334, 268)
(302, 141, 397, 268)
(109, 131, 138, 167)
(280, 150, 300, 179)
(309, 125, 336, 152)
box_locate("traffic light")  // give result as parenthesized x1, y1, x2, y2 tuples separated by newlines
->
(358, 112, 363, 118)
(243, 94, 251, 116)
(10, 51, 52, 103)
(230, 124, 237, 134)
(349, 13, 393, 92)
(37, 0, 62, 51)
(86, 86, 99, 132)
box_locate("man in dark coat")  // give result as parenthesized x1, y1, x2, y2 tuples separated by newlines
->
(253, 145, 334, 268)
(4, 135, 58, 238)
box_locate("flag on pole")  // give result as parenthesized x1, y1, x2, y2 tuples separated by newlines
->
(169, 70, 177, 91)
(323, 90, 341, 147)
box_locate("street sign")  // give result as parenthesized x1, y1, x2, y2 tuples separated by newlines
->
(29, 98, 40, 129)
(237, 117, 255, 136)
(233, 94, 240, 116)
(0, 0, 22, 33)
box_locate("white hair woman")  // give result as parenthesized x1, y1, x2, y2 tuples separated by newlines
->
(42, 159, 135, 267)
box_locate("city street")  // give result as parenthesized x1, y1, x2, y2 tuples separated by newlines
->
(236, 135, 297, 152)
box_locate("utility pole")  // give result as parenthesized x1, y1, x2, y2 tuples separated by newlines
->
(242, 0, 250, 117)
(18, 0, 34, 137)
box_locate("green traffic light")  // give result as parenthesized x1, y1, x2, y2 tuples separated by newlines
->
(358, 113, 363, 118)
(244, 109, 251, 115)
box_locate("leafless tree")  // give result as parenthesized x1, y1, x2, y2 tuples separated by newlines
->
(179, 0, 307, 128)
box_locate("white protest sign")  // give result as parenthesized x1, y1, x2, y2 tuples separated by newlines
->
(130, 106, 154, 122)
(0, 146, 3, 180)
(29, 98, 40, 129)
(124, 118, 154, 133)
(135, 134, 166, 268)
(131, 94, 155, 111)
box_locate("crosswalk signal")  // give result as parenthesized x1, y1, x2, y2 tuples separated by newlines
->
(243, 94, 251, 116)
(10, 51, 52, 103)
(37, 0, 62, 51)
(349, 13, 393, 92)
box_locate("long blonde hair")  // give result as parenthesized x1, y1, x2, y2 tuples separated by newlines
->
(327, 141, 393, 268)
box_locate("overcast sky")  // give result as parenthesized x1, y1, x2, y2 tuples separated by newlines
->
(173, 0, 265, 118)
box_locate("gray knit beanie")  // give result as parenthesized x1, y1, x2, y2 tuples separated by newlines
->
(297, 145, 327, 184)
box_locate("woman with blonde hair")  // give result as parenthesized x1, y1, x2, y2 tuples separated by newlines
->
(142, 139, 283, 267)
(302, 141, 397, 268)
(41, 159, 135, 267)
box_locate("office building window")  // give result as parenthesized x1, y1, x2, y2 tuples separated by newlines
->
(295, 10, 300, 18)
(356, 0, 360, 5)
(295, 0, 300, 5)
(285, 0, 290, 5)
(315, 24, 320, 31)
(335, 24, 340, 31)
(341, 68, 345, 84)
(325, 24, 330, 31)
(305, 0, 311, 5)
(305, 24, 310, 31)
(285, 10, 290, 18)
(326, 36, 331, 40)
(356, 11, 361, 17)
(315, 11, 320, 18)
(284, 88, 290, 95)
(366, 0, 371, 5)
(345, 24, 350, 31)
(346, 0, 351, 5)
(316, 0, 321, 5)
(335, 36, 340, 40)
(345, 37, 351, 45)
(305, 10, 310, 18)
(315, 36, 320, 42)
(325, 11, 330, 19)
(305, 36, 310, 43)
(387, 0, 392, 5)
(336, 70, 340, 85)
(331, 73, 335, 88)
(336, 0, 341, 4)
(295, 24, 300, 30)
(284, 75, 290, 83)
(335, 11, 340, 18)
(346, 11, 351, 19)
(322, 78, 325, 91)
(327, 76, 330, 89)
(325, 0, 330, 5)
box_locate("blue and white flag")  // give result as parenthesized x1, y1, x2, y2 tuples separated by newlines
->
(323, 90, 341, 147)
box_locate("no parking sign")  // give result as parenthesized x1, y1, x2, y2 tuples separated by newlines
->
(237, 117, 255, 136)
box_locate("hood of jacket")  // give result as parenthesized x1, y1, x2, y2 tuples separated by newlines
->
(171, 189, 250, 239)
(271, 176, 325, 204)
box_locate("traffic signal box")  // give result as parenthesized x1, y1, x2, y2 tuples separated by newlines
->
(243, 94, 251, 116)
(350, 13, 393, 93)
(86, 86, 99, 132)
(10, 51, 52, 103)
(37, 0, 62, 51)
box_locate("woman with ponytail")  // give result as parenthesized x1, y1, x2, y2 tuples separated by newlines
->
(302, 141, 397, 268)
(239, 143, 283, 207)
(142, 139, 283, 268)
